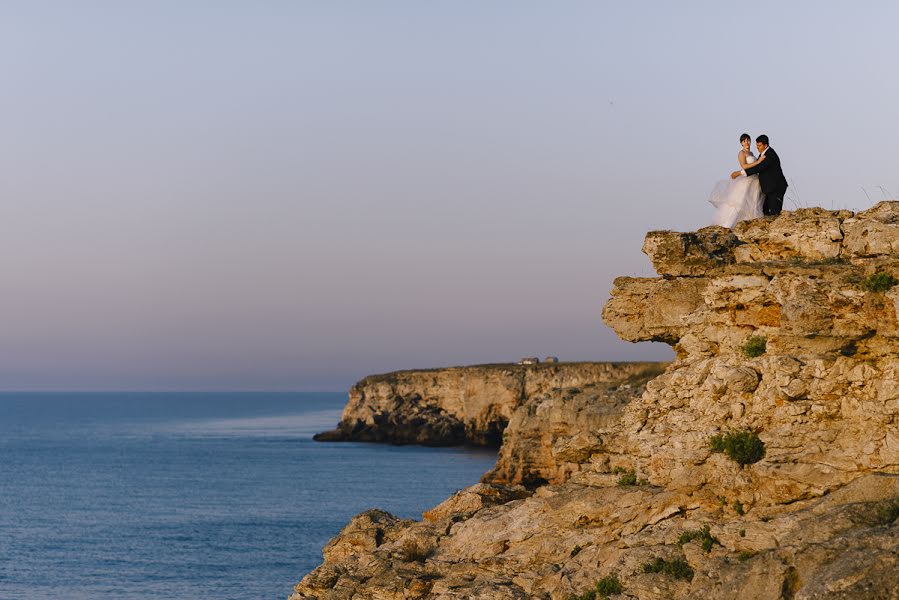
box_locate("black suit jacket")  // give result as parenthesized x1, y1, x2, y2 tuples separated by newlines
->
(744, 147, 788, 195)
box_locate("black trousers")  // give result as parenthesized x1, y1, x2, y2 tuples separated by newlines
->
(763, 187, 787, 215)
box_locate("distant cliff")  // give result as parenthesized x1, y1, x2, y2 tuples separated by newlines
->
(294, 203, 899, 600)
(314, 362, 662, 447)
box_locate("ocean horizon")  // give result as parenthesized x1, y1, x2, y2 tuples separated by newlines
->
(0, 392, 497, 599)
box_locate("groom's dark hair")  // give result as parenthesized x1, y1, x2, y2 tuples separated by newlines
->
(756, 134, 769, 145)
(740, 133, 751, 143)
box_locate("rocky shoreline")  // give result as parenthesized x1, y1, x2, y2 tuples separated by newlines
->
(293, 203, 899, 600)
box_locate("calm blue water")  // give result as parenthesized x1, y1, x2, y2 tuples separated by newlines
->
(0, 392, 497, 600)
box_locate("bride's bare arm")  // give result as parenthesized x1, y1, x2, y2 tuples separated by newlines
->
(738, 150, 765, 170)
(731, 150, 766, 178)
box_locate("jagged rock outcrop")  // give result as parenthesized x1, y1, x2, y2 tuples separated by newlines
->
(293, 203, 899, 600)
(601, 204, 899, 506)
(292, 473, 899, 599)
(314, 363, 659, 446)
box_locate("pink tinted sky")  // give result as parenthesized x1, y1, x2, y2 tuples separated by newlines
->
(2, 2, 898, 390)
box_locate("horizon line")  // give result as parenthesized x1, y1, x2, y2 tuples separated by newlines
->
(0, 388, 349, 394)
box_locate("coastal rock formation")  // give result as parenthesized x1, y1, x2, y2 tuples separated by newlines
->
(294, 203, 899, 600)
(602, 205, 899, 506)
(482, 364, 666, 486)
(293, 473, 899, 600)
(314, 362, 659, 447)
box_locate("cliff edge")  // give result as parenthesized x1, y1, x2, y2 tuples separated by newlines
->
(293, 204, 899, 600)
(314, 362, 662, 447)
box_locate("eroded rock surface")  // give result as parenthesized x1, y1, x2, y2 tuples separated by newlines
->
(294, 204, 899, 600)
(292, 474, 899, 600)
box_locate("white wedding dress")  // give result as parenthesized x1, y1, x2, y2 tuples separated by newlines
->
(708, 152, 764, 228)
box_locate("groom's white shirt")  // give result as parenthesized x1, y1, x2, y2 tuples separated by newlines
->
(740, 147, 768, 176)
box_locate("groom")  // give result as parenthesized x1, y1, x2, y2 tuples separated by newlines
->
(731, 134, 788, 215)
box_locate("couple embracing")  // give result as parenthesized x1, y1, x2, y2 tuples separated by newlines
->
(709, 134, 789, 228)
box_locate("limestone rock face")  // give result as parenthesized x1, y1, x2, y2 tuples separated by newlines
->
(600, 203, 899, 507)
(294, 204, 899, 600)
(842, 202, 899, 257)
(314, 362, 660, 447)
(731, 208, 850, 262)
(483, 363, 666, 486)
(642, 226, 739, 276)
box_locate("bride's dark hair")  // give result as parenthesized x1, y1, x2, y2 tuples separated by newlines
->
(740, 133, 751, 143)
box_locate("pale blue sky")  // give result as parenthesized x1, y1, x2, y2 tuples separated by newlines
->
(2, 2, 898, 390)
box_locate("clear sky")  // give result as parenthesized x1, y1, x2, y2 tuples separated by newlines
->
(2, 2, 898, 391)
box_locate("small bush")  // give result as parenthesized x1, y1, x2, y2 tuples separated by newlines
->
(863, 272, 898, 292)
(732, 500, 745, 515)
(619, 472, 637, 486)
(709, 430, 766, 466)
(642, 557, 694, 581)
(737, 550, 757, 562)
(594, 574, 624, 598)
(678, 524, 719, 553)
(742, 335, 767, 357)
(616, 469, 648, 487)
(567, 575, 624, 600)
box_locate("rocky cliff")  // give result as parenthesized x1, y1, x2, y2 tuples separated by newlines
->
(293, 203, 899, 600)
(314, 363, 661, 447)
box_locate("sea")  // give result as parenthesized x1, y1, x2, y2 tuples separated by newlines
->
(0, 392, 498, 600)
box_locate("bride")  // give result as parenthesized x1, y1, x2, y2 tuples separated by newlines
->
(709, 133, 765, 228)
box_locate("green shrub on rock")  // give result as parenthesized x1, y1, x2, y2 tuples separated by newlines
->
(594, 575, 623, 598)
(710, 430, 766, 466)
(678, 524, 720, 553)
(742, 335, 767, 357)
(617, 470, 637, 486)
(567, 574, 623, 600)
(642, 557, 694, 581)
(616, 469, 648, 487)
(863, 272, 898, 292)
